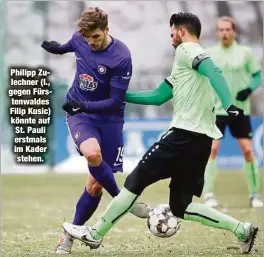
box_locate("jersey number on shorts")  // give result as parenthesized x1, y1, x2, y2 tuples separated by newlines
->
(116, 146, 124, 162)
(114, 146, 124, 166)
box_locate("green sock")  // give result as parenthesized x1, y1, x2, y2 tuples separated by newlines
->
(91, 188, 138, 240)
(184, 202, 244, 237)
(203, 159, 218, 193)
(243, 160, 260, 196)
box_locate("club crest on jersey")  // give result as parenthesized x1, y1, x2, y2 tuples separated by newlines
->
(79, 74, 98, 91)
(97, 65, 107, 74)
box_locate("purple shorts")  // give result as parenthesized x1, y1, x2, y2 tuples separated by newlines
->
(66, 114, 124, 172)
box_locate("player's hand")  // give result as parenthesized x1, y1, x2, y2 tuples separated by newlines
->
(62, 101, 85, 115)
(41, 40, 61, 54)
(236, 88, 252, 101)
(226, 105, 244, 117)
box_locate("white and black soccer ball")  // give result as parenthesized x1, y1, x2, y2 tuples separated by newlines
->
(147, 204, 181, 238)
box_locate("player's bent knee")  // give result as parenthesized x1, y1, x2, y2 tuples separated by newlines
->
(80, 138, 102, 166)
(86, 151, 102, 166)
(241, 146, 253, 157)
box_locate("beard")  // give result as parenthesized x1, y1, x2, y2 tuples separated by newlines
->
(221, 36, 232, 47)
(172, 34, 182, 49)
(173, 39, 182, 49)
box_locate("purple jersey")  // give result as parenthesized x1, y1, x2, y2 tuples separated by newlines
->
(59, 32, 132, 122)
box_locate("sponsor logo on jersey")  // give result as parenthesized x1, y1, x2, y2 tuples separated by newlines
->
(79, 74, 98, 91)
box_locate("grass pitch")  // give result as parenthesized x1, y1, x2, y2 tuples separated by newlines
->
(1, 170, 263, 257)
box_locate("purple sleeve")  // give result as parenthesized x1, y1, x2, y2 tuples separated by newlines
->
(56, 33, 78, 54)
(57, 39, 75, 54)
(82, 57, 133, 113)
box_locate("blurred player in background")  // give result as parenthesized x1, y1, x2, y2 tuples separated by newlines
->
(63, 13, 258, 254)
(203, 16, 263, 208)
(41, 7, 150, 254)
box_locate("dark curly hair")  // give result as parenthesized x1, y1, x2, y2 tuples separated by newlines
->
(170, 12, 201, 38)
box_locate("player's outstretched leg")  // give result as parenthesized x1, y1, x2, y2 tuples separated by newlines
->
(56, 190, 101, 253)
(62, 163, 155, 250)
(56, 175, 103, 254)
(183, 202, 258, 253)
(89, 161, 150, 218)
(55, 136, 142, 254)
(62, 187, 139, 249)
(55, 167, 150, 254)
(56, 178, 149, 254)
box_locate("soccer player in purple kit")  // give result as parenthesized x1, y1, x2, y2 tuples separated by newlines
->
(41, 7, 150, 254)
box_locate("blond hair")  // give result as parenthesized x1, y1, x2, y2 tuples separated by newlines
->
(77, 7, 108, 35)
(217, 16, 237, 31)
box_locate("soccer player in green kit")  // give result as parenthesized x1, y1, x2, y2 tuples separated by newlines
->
(62, 13, 258, 254)
(203, 16, 263, 208)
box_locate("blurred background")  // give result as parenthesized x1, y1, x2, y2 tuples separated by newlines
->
(1, 1, 263, 173)
(1, 3, 263, 256)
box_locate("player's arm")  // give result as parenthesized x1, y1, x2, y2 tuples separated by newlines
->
(236, 49, 262, 101)
(63, 57, 132, 115)
(195, 56, 243, 116)
(41, 37, 74, 54)
(248, 71, 262, 91)
(125, 80, 173, 106)
(80, 86, 126, 114)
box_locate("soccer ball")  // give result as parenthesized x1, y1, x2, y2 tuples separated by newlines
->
(147, 204, 181, 238)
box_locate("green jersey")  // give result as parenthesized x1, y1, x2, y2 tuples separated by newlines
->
(166, 42, 222, 140)
(206, 41, 261, 115)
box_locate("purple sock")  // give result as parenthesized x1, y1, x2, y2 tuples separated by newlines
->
(72, 188, 101, 225)
(89, 160, 120, 197)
